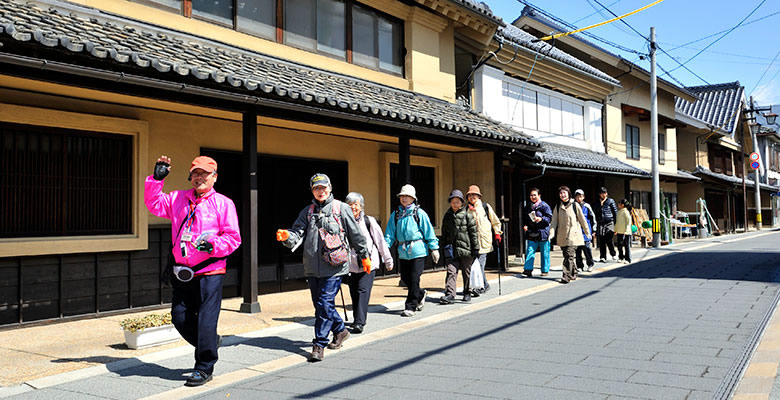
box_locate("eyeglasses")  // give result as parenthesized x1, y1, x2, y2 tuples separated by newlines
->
(190, 171, 214, 178)
(312, 186, 328, 192)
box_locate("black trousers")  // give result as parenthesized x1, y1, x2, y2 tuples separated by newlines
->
(171, 274, 224, 374)
(616, 234, 632, 262)
(399, 257, 426, 311)
(348, 269, 376, 326)
(598, 229, 616, 259)
(576, 244, 594, 269)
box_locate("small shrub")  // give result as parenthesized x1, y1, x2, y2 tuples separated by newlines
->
(119, 312, 172, 333)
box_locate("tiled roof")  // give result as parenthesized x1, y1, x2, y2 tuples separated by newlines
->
(448, 0, 501, 24)
(516, 6, 696, 99)
(535, 142, 648, 176)
(675, 82, 744, 134)
(0, 0, 539, 150)
(672, 170, 700, 181)
(496, 24, 620, 86)
(693, 166, 779, 191)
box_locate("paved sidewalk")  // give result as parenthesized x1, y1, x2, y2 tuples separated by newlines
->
(1, 231, 778, 399)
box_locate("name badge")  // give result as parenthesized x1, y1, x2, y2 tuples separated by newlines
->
(181, 233, 193, 242)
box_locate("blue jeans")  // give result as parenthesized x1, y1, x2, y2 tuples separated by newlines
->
(171, 274, 224, 374)
(524, 240, 551, 273)
(308, 275, 346, 348)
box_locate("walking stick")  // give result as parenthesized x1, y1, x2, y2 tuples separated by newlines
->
(497, 239, 502, 296)
(339, 285, 348, 322)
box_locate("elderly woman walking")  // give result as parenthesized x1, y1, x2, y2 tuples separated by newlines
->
(439, 189, 479, 304)
(344, 192, 394, 333)
(385, 184, 439, 317)
(550, 186, 591, 284)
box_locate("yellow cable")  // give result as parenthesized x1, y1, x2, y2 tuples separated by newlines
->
(539, 0, 665, 41)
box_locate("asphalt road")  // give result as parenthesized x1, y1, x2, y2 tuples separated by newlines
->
(192, 232, 780, 400)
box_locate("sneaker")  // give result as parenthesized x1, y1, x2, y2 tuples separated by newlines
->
(470, 289, 481, 297)
(624, 259, 631, 264)
(401, 309, 416, 317)
(462, 293, 471, 302)
(416, 290, 427, 311)
(309, 345, 324, 362)
(558, 279, 570, 284)
(586, 266, 593, 272)
(483, 284, 491, 293)
(599, 258, 607, 263)
(440, 294, 455, 305)
(540, 272, 549, 277)
(327, 329, 350, 349)
(398, 279, 406, 287)
(184, 370, 212, 387)
(611, 256, 617, 261)
(522, 270, 533, 277)
(350, 324, 364, 334)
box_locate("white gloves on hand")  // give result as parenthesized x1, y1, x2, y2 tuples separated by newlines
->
(431, 249, 440, 264)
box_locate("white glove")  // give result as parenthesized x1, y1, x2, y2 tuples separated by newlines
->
(431, 250, 440, 264)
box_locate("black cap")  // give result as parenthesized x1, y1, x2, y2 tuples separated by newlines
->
(310, 173, 331, 188)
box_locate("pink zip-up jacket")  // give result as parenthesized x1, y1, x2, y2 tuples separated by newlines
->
(145, 176, 241, 275)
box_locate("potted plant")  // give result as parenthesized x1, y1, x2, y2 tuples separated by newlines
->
(120, 312, 179, 349)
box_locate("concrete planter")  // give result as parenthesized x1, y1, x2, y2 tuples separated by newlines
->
(123, 325, 179, 349)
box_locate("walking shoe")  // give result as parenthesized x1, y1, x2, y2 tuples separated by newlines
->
(624, 259, 631, 264)
(439, 294, 455, 305)
(398, 279, 406, 287)
(184, 370, 212, 387)
(483, 284, 491, 293)
(522, 270, 533, 277)
(470, 289, 481, 297)
(599, 258, 607, 263)
(416, 290, 427, 311)
(309, 345, 324, 362)
(558, 279, 570, 284)
(462, 293, 471, 302)
(611, 256, 617, 261)
(540, 272, 549, 277)
(327, 329, 350, 349)
(401, 309, 416, 317)
(351, 324, 364, 334)
(217, 335, 223, 348)
(586, 266, 593, 272)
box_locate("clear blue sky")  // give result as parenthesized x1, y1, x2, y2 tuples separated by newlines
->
(485, 0, 780, 106)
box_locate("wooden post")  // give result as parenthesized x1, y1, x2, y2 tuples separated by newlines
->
(240, 109, 260, 313)
(399, 136, 411, 185)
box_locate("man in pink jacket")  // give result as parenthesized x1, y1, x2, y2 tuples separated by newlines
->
(145, 155, 241, 387)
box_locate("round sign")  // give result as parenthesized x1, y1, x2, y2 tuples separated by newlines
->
(751, 161, 760, 170)
(750, 152, 760, 161)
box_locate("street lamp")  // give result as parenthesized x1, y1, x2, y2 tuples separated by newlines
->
(765, 112, 777, 126)
(743, 99, 775, 231)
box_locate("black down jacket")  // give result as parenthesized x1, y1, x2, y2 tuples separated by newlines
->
(441, 205, 479, 258)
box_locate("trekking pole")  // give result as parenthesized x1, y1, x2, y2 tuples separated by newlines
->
(497, 240, 502, 296)
(339, 285, 348, 322)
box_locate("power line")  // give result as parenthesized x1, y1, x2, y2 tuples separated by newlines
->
(749, 50, 780, 96)
(586, 0, 710, 84)
(663, 0, 768, 75)
(752, 67, 780, 98)
(665, 11, 780, 53)
(572, 0, 624, 24)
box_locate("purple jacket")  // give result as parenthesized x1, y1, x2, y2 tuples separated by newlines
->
(144, 176, 241, 275)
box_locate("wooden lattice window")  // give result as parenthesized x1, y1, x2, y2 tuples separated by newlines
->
(0, 123, 133, 238)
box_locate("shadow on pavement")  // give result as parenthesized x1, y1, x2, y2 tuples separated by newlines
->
(290, 248, 780, 398)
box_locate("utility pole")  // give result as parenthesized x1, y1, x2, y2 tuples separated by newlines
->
(750, 97, 762, 230)
(650, 27, 661, 247)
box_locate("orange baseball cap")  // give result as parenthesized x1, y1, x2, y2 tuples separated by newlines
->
(189, 156, 218, 173)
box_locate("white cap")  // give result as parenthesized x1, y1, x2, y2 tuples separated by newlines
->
(397, 184, 417, 200)
(574, 189, 585, 196)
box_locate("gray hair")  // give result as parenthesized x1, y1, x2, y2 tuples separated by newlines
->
(345, 192, 365, 207)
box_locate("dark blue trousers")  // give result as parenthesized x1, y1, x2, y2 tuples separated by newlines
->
(308, 275, 345, 348)
(171, 274, 224, 374)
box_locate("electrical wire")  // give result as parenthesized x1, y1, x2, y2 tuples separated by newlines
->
(572, 0, 624, 24)
(536, 0, 665, 41)
(665, 11, 780, 53)
(586, 0, 710, 84)
(662, 0, 768, 75)
(748, 50, 780, 96)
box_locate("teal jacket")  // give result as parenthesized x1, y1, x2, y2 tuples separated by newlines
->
(385, 204, 439, 260)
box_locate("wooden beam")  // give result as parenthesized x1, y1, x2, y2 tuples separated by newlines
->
(240, 108, 260, 314)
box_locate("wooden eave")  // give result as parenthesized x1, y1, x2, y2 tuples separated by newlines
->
(622, 104, 682, 127)
(415, 0, 498, 38)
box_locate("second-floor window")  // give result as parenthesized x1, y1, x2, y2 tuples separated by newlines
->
(158, 0, 404, 75)
(626, 124, 640, 159)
